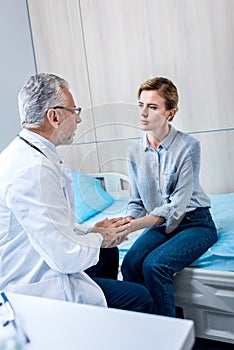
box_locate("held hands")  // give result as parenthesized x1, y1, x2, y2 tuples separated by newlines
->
(91, 217, 132, 248)
(91, 214, 165, 248)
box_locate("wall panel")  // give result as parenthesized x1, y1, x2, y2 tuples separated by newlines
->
(28, 0, 234, 193)
(27, 0, 91, 112)
(193, 129, 234, 194)
(80, 0, 234, 132)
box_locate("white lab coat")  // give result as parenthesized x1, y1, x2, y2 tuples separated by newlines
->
(0, 129, 107, 307)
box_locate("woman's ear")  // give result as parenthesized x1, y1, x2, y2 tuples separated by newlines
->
(167, 108, 177, 121)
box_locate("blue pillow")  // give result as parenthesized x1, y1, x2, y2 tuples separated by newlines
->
(190, 192, 234, 271)
(72, 172, 115, 223)
(209, 192, 234, 236)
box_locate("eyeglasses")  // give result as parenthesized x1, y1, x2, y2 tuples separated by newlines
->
(53, 106, 82, 116)
(0, 291, 30, 344)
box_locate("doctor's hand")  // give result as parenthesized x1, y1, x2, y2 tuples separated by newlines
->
(91, 217, 131, 248)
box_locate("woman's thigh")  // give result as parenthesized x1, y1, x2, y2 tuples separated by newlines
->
(123, 208, 217, 276)
(144, 214, 217, 273)
(122, 226, 168, 266)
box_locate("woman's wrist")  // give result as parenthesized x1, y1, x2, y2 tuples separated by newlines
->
(129, 215, 165, 232)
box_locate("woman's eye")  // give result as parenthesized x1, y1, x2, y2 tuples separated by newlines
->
(149, 105, 157, 110)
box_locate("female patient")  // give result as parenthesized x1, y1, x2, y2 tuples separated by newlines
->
(121, 77, 217, 316)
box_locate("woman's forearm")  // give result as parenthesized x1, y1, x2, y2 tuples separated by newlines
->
(129, 214, 165, 232)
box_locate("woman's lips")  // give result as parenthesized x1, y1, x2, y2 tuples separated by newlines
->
(140, 120, 148, 125)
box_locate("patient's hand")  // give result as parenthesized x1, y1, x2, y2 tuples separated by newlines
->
(94, 217, 127, 229)
(91, 217, 131, 248)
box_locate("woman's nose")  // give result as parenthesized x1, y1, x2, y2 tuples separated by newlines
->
(141, 106, 148, 117)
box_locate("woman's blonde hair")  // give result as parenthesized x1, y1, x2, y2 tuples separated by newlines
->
(137, 77, 179, 112)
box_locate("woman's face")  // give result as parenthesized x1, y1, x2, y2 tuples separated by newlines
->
(138, 90, 173, 132)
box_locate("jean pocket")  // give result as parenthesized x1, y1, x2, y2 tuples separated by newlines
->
(185, 208, 209, 222)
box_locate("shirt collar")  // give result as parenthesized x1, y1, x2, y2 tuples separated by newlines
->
(143, 134, 150, 151)
(160, 125, 178, 150)
(19, 129, 63, 165)
(20, 129, 56, 153)
(143, 125, 178, 151)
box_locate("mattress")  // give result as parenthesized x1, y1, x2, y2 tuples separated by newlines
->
(73, 172, 234, 344)
(84, 190, 234, 273)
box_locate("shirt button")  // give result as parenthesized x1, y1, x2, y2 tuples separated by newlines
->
(61, 177, 66, 187)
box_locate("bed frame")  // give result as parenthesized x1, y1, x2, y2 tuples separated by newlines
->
(174, 268, 234, 343)
(90, 172, 234, 344)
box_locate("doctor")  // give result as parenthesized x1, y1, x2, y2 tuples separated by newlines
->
(0, 73, 153, 313)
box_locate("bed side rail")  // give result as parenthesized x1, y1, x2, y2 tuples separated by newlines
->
(89, 172, 130, 198)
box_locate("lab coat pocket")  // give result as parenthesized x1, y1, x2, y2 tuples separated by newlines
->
(5, 277, 66, 301)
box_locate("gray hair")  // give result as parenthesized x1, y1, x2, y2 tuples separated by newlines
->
(18, 73, 69, 126)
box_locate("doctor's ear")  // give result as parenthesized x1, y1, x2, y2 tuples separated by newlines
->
(52, 113, 58, 122)
(47, 109, 59, 127)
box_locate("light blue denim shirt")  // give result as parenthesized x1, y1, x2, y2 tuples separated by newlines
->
(126, 125, 211, 232)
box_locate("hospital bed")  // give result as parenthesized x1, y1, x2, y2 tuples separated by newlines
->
(72, 171, 234, 344)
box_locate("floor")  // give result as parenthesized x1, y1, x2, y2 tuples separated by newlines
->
(192, 338, 234, 350)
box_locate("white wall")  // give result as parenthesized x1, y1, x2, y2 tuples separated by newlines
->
(0, 0, 36, 151)
(27, 0, 234, 193)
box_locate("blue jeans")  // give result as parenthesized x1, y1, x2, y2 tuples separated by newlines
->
(85, 247, 119, 279)
(93, 278, 153, 313)
(86, 248, 154, 313)
(121, 208, 218, 316)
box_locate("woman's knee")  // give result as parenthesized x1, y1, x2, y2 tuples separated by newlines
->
(142, 254, 172, 280)
(121, 249, 139, 273)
